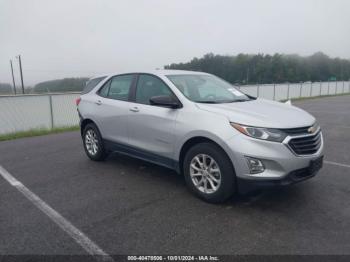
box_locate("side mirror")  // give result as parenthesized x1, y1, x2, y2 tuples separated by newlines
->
(149, 95, 181, 109)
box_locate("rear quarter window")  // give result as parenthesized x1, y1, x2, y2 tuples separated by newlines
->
(82, 76, 106, 94)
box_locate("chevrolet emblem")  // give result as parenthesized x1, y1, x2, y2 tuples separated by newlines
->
(308, 126, 316, 134)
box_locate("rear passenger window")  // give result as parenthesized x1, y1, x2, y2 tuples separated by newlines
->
(82, 76, 106, 94)
(98, 75, 134, 101)
(108, 75, 134, 101)
(98, 80, 110, 97)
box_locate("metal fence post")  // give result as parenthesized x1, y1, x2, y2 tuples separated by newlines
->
(343, 81, 345, 93)
(327, 81, 330, 95)
(299, 82, 303, 98)
(287, 83, 290, 99)
(319, 82, 322, 96)
(335, 81, 338, 94)
(257, 84, 260, 97)
(310, 82, 313, 97)
(49, 95, 54, 129)
(273, 83, 276, 100)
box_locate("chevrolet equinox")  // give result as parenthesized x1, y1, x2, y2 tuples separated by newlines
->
(77, 70, 324, 203)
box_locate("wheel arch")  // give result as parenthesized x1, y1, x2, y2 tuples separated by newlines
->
(80, 118, 96, 137)
(178, 136, 235, 176)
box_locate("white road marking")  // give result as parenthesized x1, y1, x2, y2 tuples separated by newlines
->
(321, 125, 350, 129)
(324, 160, 350, 168)
(334, 125, 350, 129)
(0, 165, 114, 262)
(307, 110, 350, 116)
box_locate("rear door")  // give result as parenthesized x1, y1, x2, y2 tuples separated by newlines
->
(127, 74, 179, 161)
(93, 74, 136, 144)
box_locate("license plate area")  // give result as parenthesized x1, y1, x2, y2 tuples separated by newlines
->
(309, 156, 323, 174)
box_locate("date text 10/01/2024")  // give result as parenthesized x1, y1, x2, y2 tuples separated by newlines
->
(127, 255, 219, 261)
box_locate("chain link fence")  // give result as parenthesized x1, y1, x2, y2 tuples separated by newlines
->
(0, 93, 80, 135)
(239, 81, 350, 101)
(0, 81, 349, 135)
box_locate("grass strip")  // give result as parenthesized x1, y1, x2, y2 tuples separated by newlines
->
(0, 126, 79, 142)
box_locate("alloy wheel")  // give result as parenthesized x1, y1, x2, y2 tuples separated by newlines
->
(85, 129, 99, 156)
(189, 154, 221, 194)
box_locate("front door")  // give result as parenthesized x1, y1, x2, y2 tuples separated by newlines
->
(127, 74, 179, 161)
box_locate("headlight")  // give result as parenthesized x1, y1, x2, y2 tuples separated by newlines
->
(231, 123, 287, 142)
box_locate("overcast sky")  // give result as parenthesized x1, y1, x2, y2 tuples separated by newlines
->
(1, 0, 350, 86)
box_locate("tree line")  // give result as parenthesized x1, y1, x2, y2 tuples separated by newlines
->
(164, 52, 350, 85)
(32, 77, 89, 93)
(0, 83, 13, 94)
(0, 78, 89, 95)
(2, 52, 350, 95)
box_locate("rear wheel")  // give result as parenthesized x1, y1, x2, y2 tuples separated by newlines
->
(83, 123, 108, 161)
(183, 142, 236, 203)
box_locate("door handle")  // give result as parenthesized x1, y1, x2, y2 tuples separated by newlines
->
(95, 100, 102, 105)
(129, 107, 139, 112)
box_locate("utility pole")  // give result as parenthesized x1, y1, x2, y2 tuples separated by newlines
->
(10, 60, 17, 95)
(17, 55, 25, 94)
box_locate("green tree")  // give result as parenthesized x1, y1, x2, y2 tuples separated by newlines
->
(164, 52, 350, 84)
(33, 77, 89, 93)
(0, 83, 13, 94)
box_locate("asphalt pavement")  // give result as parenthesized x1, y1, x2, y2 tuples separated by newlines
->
(1, 95, 350, 257)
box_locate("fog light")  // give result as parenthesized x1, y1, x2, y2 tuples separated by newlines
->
(246, 157, 265, 174)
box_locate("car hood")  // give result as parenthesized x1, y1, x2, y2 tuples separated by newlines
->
(196, 98, 315, 128)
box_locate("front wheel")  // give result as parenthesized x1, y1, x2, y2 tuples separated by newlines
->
(83, 123, 108, 161)
(183, 143, 236, 203)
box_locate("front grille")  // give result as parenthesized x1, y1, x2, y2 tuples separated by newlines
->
(288, 131, 322, 155)
(282, 126, 311, 135)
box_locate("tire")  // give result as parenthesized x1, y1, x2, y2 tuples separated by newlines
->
(82, 123, 108, 161)
(183, 142, 236, 203)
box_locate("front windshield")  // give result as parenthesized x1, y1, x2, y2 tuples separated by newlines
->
(166, 74, 250, 103)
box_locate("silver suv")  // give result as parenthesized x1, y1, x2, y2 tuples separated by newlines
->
(77, 70, 324, 203)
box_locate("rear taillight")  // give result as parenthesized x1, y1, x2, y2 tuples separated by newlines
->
(75, 97, 81, 106)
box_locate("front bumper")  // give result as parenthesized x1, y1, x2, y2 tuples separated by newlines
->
(223, 131, 324, 193)
(237, 156, 323, 193)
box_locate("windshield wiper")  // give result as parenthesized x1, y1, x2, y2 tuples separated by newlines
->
(195, 100, 221, 104)
(196, 98, 251, 104)
(231, 99, 250, 102)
